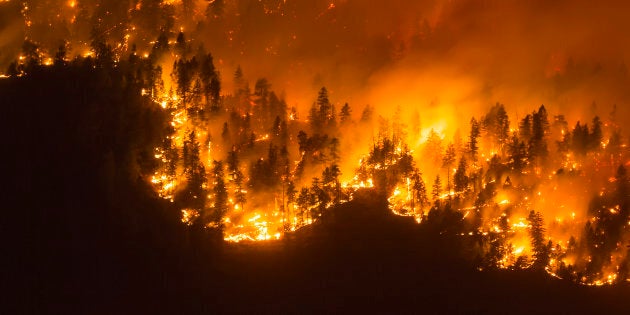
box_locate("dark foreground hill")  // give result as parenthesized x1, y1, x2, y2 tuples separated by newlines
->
(9, 185, 630, 313)
(166, 191, 630, 314)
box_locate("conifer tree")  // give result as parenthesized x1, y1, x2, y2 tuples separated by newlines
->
(469, 117, 481, 161)
(454, 157, 469, 193)
(432, 175, 442, 202)
(340, 102, 352, 124)
(528, 210, 549, 268)
(211, 160, 228, 229)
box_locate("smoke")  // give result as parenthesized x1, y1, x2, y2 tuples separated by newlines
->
(359, 0, 630, 128)
(4, 0, 630, 124)
(0, 1, 24, 68)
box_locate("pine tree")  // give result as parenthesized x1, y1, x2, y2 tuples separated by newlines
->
(424, 128, 443, 167)
(329, 137, 340, 164)
(180, 131, 207, 220)
(496, 104, 511, 148)
(432, 175, 442, 202)
(330, 164, 342, 203)
(329, 104, 337, 129)
(211, 160, 228, 230)
(164, 138, 179, 192)
(508, 133, 527, 172)
(317, 87, 331, 120)
(519, 114, 533, 142)
(589, 116, 603, 151)
(311, 177, 329, 218)
(221, 122, 230, 143)
(54, 42, 68, 67)
(571, 121, 590, 155)
(482, 103, 510, 152)
(254, 78, 271, 122)
(469, 117, 481, 161)
(340, 102, 352, 124)
(190, 79, 202, 116)
(529, 105, 549, 164)
(454, 157, 469, 193)
(442, 143, 457, 192)
(297, 187, 310, 224)
(227, 149, 246, 211)
(175, 31, 187, 58)
(172, 57, 198, 107)
(528, 210, 549, 268)
(209, 75, 221, 112)
(233, 65, 245, 96)
(272, 116, 282, 137)
(308, 102, 321, 131)
(310, 87, 332, 131)
(279, 145, 291, 179)
(286, 181, 297, 214)
(412, 170, 429, 211)
(360, 104, 374, 123)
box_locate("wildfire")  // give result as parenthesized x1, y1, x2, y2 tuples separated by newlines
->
(8, 0, 625, 286)
(129, 58, 629, 285)
(3, 0, 630, 296)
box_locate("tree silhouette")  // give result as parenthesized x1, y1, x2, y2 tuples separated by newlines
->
(297, 187, 310, 225)
(285, 181, 297, 228)
(340, 102, 352, 124)
(571, 121, 590, 155)
(588, 116, 603, 151)
(424, 128, 443, 167)
(172, 57, 198, 108)
(508, 133, 527, 172)
(528, 105, 549, 165)
(482, 103, 510, 153)
(199, 53, 221, 112)
(469, 117, 481, 162)
(211, 160, 228, 230)
(528, 210, 549, 269)
(227, 149, 246, 211)
(454, 157, 469, 194)
(175, 31, 188, 58)
(412, 170, 429, 212)
(54, 42, 69, 67)
(360, 104, 374, 123)
(442, 143, 457, 192)
(519, 114, 532, 142)
(309, 87, 334, 131)
(179, 131, 207, 215)
(432, 175, 442, 203)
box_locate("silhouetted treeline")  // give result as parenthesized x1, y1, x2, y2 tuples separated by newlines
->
(1, 55, 222, 312)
